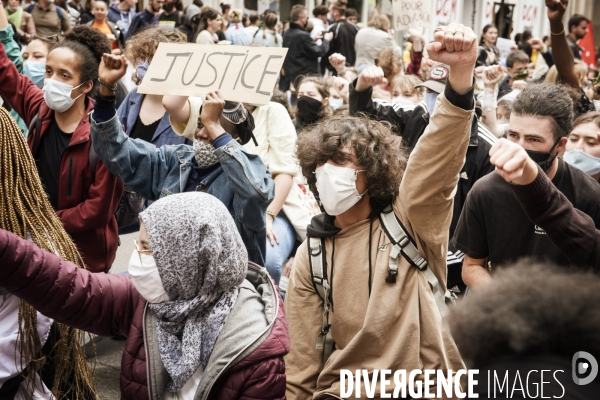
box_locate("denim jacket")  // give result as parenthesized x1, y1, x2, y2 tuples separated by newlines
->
(91, 113, 274, 267)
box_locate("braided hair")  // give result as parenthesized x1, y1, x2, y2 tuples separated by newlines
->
(0, 107, 97, 399)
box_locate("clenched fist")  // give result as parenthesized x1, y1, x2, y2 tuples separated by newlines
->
(490, 138, 539, 185)
(355, 65, 387, 92)
(427, 23, 478, 93)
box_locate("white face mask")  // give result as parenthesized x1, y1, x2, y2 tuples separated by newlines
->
(563, 149, 600, 176)
(391, 96, 415, 106)
(315, 163, 366, 216)
(43, 79, 85, 113)
(128, 249, 170, 303)
(329, 98, 344, 110)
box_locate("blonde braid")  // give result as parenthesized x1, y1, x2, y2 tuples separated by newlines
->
(0, 107, 98, 399)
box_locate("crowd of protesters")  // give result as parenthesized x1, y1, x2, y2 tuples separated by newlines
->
(0, 0, 600, 398)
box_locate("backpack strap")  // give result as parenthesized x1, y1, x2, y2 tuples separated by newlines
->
(308, 237, 335, 365)
(379, 206, 451, 317)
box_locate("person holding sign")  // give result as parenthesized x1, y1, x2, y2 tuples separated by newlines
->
(90, 53, 274, 268)
(285, 23, 478, 399)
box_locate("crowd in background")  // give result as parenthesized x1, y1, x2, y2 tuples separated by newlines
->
(1, 0, 600, 398)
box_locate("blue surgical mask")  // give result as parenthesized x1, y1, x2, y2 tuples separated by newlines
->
(424, 91, 439, 115)
(329, 98, 344, 110)
(563, 150, 600, 176)
(136, 61, 150, 83)
(23, 61, 46, 88)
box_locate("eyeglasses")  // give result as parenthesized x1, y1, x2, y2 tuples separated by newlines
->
(133, 239, 152, 264)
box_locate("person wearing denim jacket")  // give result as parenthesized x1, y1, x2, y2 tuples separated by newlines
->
(91, 56, 274, 266)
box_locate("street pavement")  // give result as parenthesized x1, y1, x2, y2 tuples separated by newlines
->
(88, 231, 137, 399)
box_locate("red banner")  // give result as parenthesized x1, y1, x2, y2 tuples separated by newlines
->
(579, 21, 597, 68)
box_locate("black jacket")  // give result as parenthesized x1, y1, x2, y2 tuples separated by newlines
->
(322, 19, 358, 72)
(282, 23, 330, 83)
(349, 81, 496, 291)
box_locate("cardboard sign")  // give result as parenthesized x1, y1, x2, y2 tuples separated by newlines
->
(138, 43, 288, 105)
(495, 37, 516, 66)
(392, 0, 431, 31)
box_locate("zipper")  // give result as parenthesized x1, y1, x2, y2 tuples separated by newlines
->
(67, 156, 73, 197)
(142, 303, 153, 400)
(201, 264, 279, 400)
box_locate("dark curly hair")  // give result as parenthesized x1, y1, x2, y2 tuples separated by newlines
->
(127, 26, 187, 85)
(296, 114, 407, 210)
(449, 262, 600, 367)
(51, 25, 111, 95)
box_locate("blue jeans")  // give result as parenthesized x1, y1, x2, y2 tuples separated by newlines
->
(265, 214, 295, 285)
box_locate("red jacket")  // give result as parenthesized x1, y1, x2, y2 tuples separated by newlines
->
(0, 43, 123, 272)
(0, 229, 290, 400)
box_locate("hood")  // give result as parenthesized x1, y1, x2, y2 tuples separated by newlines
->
(183, 4, 200, 26)
(306, 213, 341, 238)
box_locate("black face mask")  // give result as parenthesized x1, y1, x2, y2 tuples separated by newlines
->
(296, 96, 323, 127)
(524, 138, 561, 172)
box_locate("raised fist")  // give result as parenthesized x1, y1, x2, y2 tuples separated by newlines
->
(355, 65, 387, 92)
(427, 23, 478, 72)
(99, 53, 127, 87)
(490, 138, 539, 185)
(329, 53, 347, 74)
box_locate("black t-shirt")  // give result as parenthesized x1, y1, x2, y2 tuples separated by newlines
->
(452, 158, 600, 269)
(158, 10, 183, 29)
(36, 120, 72, 210)
(129, 114, 160, 143)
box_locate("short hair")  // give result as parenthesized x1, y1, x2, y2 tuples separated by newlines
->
(249, 14, 259, 24)
(346, 7, 357, 18)
(568, 14, 589, 33)
(506, 50, 529, 68)
(296, 115, 407, 210)
(290, 4, 306, 23)
(228, 9, 243, 24)
(512, 83, 574, 140)
(330, 0, 347, 17)
(449, 262, 600, 366)
(312, 5, 328, 17)
(368, 13, 390, 32)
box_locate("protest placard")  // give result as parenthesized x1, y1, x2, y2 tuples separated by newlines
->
(496, 37, 516, 66)
(392, 0, 431, 31)
(137, 43, 288, 105)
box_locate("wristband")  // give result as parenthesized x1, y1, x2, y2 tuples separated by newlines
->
(98, 78, 118, 92)
(266, 210, 277, 220)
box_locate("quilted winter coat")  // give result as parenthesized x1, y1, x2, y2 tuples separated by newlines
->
(0, 229, 290, 400)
